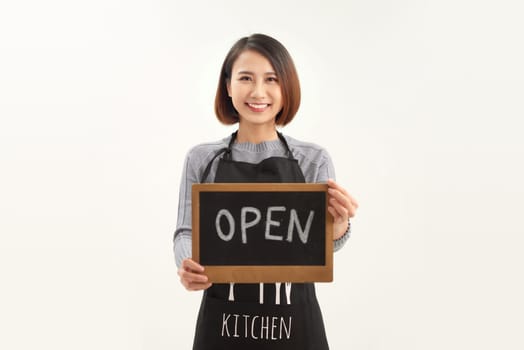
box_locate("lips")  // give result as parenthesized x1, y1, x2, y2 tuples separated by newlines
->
(246, 103, 270, 112)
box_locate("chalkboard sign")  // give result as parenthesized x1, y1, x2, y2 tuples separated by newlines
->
(192, 183, 333, 283)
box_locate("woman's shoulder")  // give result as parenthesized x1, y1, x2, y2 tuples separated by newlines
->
(283, 134, 336, 181)
(283, 134, 331, 159)
(185, 137, 229, 159)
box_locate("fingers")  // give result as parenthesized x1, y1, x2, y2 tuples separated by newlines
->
(327, 179, 358, 218)
(328, 203, 351, 239)
(328, 188, 352, 213)
(182, 258, 205, 273)
(327, 178, 347, 193)
(327, 206, 347, 227)
(328, 179, 359, 209)
(178, 259, 212, 291)
(328, 197, 349, 221)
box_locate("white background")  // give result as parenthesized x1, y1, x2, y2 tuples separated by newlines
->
(1, 0, 523, 349)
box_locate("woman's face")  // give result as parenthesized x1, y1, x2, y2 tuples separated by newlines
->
(227, 50, 283, 128)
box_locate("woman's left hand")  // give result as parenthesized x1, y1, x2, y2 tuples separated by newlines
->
(327, 179, 359, 240)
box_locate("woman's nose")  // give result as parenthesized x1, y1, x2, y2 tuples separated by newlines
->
(250, 81, 266, 98)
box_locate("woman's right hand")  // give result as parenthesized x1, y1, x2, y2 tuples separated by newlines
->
(178, 258, 212, 291)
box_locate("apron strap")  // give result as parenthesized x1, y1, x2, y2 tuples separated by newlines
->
(200, 131, 237, 183)
(200, 147, 228, 183)
(224, 130, 237, 160)
(277, 131, 295, 159)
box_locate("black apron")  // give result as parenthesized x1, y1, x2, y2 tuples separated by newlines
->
(193, 131, 329, 350)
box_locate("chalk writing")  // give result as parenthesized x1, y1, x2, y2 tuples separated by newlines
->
(215, 206, 315, 244)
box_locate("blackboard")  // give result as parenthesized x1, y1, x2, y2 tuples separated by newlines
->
(192, 183, 333, 283)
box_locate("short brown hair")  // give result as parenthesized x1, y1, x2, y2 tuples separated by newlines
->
(214, 34, 301, 126)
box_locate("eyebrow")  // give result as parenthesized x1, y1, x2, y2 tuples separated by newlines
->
(236, 70, 277, 76)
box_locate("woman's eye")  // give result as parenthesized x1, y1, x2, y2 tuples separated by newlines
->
(239, 76, 251, 81)
(267, 77, 278, 83)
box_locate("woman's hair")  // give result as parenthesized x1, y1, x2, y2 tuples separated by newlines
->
(214, 33, 301, 126)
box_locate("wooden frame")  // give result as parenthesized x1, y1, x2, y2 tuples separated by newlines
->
(192, 183, 333, 283)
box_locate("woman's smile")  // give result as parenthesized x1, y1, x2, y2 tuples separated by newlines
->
(246, 102, 270, 112)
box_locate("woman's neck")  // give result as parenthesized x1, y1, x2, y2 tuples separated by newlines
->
(236, 123, 278, 144)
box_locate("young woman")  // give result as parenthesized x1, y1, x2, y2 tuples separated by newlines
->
(173, 33, 358, 350)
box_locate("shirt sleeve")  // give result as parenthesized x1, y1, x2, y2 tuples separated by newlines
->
(173, 151, 200, 268)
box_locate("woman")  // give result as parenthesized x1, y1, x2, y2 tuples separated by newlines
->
(173, 33, 358, 350)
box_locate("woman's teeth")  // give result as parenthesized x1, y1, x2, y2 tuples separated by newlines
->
(248, 103, 268, 108)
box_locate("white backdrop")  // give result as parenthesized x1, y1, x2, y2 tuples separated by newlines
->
(1, 0, 523, 349)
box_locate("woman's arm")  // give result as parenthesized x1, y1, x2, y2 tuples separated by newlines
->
(173, 150, 213, 290)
